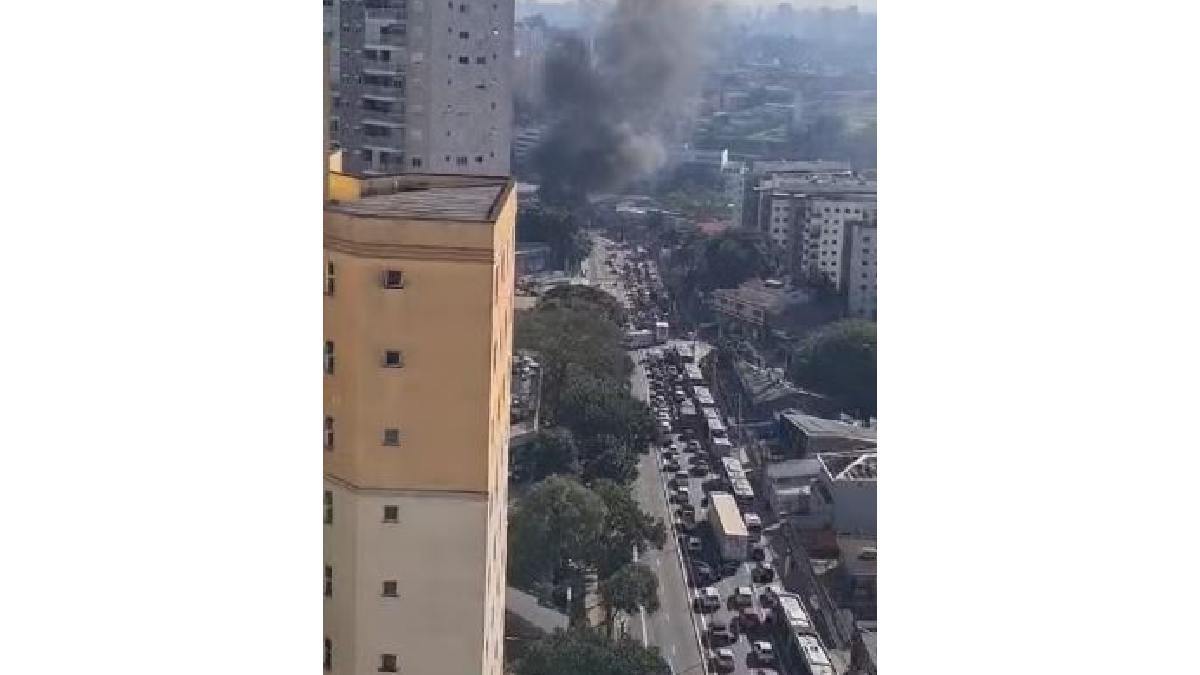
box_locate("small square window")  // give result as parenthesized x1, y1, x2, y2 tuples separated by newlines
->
(459, 56, 470, 64)
(459, 31, 470, 39)
(382, 580, 398, 597)
(476, 56, 487, 64)
(383, 505, 399, 522)
(383, 428, 401, 446)
(380, 654, 398, 672)
(383, 270, 405, 288)
(411, 157, 423, 168)
(383, 350, 404, 368)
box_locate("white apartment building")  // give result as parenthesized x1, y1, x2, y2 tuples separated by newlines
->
(799, 197, 877, 290)
(332, 0, 514, 176)
(847, 219, 877, 319)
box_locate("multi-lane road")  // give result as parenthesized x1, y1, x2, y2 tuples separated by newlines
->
(587, 234, 785, 674)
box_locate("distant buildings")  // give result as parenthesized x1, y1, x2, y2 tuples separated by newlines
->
(742, 162, 878, 319)
(328, 0, 514, 177)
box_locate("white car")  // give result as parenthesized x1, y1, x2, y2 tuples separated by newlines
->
(732, 586, 753, 607)
(713, 647, 736, 671)
(752, 640, 776, 665)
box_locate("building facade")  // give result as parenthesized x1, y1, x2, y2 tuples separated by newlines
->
(331, 0, 514, 176)
(846, 218, 877, 319)
(323, 171, 516, 675)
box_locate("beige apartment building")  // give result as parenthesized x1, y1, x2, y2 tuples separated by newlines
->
(323, 168, 515, 675)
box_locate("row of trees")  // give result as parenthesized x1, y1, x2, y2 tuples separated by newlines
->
(512, 627, 670, 675)
(509, 285, 666, 642)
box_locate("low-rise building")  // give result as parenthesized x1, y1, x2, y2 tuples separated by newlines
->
(834, 536, 877, 621)
(817, 451, 877, 536)
(775, 410, 877, 458)
(728, 360, 837, 422)
(764, 458, 824, 517)
(711, 279, 815, 344)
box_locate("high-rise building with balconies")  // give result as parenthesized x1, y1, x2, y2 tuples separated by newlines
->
(328, 0, 514, 177)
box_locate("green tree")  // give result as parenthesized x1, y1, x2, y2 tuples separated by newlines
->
(514, 628, 671, 675)
(789, 319, 877, 416)
(518, 205, 591, 269)
(511, 428, 581, 485)
(541, 284, 627, 326)
(598, 563, 660, 638)
(579, 433, 640, 486)
(516, 307, 631, 422)
(508, 476, 607, 587)
(592, 480, 667, 577)
(557, 371, 655, 452)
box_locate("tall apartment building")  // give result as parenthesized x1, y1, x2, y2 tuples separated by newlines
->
(331, 0, 514, 176)
(797, 196, 877, 290)
(323, 170, 516, 675)
(846, 218, 877, 319)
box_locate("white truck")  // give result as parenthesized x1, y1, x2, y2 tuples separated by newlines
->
(709, 492, 749, 562)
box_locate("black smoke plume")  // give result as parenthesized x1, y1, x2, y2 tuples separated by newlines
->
(533, 0, 705, 206)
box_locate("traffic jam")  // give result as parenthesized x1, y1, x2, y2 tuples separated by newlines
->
(642, 346, 830, 675)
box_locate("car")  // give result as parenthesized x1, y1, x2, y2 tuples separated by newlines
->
(739, 606, 764, 630)
(672, 471, 689, 486)
(720, 560, 741, 576)
(689, 561, 716, 585)
(752, 640, 776, 666)
(690, 461, 710, 477)
(707, 620, 733, 646)
(752, 561, 775, 583)
(750, 543, 767, 562)
(673, 389, 687, 403)
(732, 586, 754, 607)
(671, 486, 691, 504)
(684, 536, 703, 554)
(679, 503, 696, 521)
(686, 440, 702, 453)
(712, 647, 736, 672)
(661, 450, 676, 463)
(743, 512, 764, 536)
(759, 584, 784, 609)
(694, 586, 720, 612)
(664, 459, 681, 472)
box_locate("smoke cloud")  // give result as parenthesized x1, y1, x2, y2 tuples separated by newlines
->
(533, 0, 706, 205)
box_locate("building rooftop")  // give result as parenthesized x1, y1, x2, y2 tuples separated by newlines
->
(714, 279, 814, 314)
(837, 535, 877, 577)
(753, 159, 853, 174)
(819, 451, 878, 481)
(779, 410, 878, 444)
(733, 360, 832, 407)
(327, 173, 511, 222)
(766, 458, 824, 481)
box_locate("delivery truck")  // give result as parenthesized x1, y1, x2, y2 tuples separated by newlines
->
(709, 492, 749, 561)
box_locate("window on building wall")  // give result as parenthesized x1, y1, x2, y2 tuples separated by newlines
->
(456, 156, 468, 166)
(325, 261, 336, 295)
(324, 341, 335, 374)
(383, 350, 404, 368)
(411, 157, 422, 168)
(383, 270, 405, 288)
(380, 654, 398, 672)
(476, 56, 487, 64)
(324, 416, 334, 450)
(382, 428, 401, 446)
(383, 505, 399, 522)
(324, 638, 332, 671)
(324, 565, 333, 597)
(458, 56, 470, 64)
(382, 580, 399, 597)
(459, 31, 470, 39)
(324, 490, 333, 524)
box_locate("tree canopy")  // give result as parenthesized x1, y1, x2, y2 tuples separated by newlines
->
(541, 284, 628, 326)
(592, 480, 667, 577)
(517, 204, 591, 268)
(511, 427, 581, 485)
(513, 628, 671, 675)
(508, 476, 607, 587)
(598, 563, 660, 637)
(789, 319, 877, 416)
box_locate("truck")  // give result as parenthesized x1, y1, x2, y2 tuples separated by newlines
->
(623, 329, 654, 348)
(708, 492, 749, 561)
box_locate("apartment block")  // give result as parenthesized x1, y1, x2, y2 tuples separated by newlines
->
(323, 170, 516, 675)
(332, 0, 514, 176)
